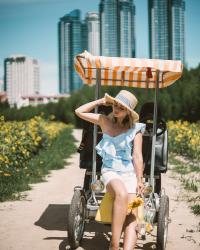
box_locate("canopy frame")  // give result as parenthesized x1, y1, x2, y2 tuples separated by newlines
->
(91, 68, 160, 193)
(74, 51, 183, 89)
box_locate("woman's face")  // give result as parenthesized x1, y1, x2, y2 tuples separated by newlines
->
(112, 102, 128, 118)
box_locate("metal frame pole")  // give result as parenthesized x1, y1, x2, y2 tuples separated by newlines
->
(92, 68, 101, 183)
(150, 70, 160, 192)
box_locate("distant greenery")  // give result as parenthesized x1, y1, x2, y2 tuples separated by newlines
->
(1, 65, 200, 125)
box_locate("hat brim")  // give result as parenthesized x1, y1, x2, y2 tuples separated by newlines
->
(104, 93, 139, 122)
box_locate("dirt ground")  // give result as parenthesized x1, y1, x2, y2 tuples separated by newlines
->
(0, 129, 199, 250)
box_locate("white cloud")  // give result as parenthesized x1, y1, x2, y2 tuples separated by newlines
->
(39, 61, 59, 95)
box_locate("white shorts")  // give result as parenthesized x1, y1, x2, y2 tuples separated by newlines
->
(101, 170, 137, 194)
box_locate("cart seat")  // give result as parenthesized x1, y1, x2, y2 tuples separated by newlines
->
(139, 102, 168, 174)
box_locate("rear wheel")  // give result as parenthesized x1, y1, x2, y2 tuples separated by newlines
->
(157, 195, 169, 250)
(68, 190, 86, 249)
(155, 174, 161, 194)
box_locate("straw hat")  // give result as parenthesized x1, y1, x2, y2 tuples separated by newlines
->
(104, 90, 139, 122)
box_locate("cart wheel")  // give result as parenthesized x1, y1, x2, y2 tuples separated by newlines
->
(68, 190, 86, 249)
(155, 174, 161, 194)
(157, 195, 169, 250)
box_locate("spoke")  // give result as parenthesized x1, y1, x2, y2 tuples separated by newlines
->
(73, 199, 85, 241)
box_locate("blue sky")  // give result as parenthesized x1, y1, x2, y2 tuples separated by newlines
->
(0, 0, 199, 94)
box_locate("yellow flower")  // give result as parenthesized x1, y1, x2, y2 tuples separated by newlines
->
(36, 136, 41, 142)
(5, 137, 11, 143)
(128, 197, 143, 210)
(3, 173, 11, 177)
(20, 131, 26, 136)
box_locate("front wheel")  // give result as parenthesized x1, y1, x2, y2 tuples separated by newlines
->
(157, 195, 169, 250)
(68, 190, 86, 249)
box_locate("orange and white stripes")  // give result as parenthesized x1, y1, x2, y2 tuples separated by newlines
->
(74, 50, 183, 88)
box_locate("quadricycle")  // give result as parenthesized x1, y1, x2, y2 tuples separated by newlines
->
(67, 51, 183, 250)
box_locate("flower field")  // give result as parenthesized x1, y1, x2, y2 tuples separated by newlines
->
(0, 116, 68, 178)
(0, 116, 75, 201)
(168, 120, 200, 161)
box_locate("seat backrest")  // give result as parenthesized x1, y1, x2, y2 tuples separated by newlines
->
(139, 101, 162, 125)
(139, 102, 168, 174)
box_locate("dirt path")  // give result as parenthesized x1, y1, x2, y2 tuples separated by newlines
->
(0, 129, 199, 250)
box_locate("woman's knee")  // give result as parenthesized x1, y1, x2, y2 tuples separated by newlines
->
(114, 189, 128, 203)
(107, 179, 128, 202)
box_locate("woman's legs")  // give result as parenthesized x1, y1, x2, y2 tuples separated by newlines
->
(123, 194, 138, 250)
(106, 179, 128, 250)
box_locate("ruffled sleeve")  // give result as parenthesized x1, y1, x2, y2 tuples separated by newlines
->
(127, 122, 146, 142)
(135, 122, 146, 135)
(95, 139, 116, 159)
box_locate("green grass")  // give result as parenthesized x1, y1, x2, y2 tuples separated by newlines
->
(0, 127, 76, 202)
(169, 153, 200, 173)
(191, 205, 200, 216)
(181, 178, 198, 192)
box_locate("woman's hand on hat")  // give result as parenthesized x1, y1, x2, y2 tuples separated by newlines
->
(97, 97, 110, 106)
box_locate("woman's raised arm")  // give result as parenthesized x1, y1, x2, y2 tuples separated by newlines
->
(75, 98, 106, 126)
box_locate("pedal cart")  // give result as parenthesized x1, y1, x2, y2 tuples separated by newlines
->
(68, 51, 183, 249)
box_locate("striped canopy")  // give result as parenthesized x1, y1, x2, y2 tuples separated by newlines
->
(74, 51, 183, 88)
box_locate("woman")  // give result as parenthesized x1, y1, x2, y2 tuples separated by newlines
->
(75, 90, 145, 250)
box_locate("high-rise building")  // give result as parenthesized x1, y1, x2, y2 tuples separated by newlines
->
(100, 0, 119, 56)
(119, 0, 136, 57)
(58, 9, 83, 94)
(81, 21, 88, 52)
(148, 0, 185, 61)
(85, 12, 100, 56)
(4, 55, 40, 107)
(100, 0, 136, 57)
(171, 0, 185, 61)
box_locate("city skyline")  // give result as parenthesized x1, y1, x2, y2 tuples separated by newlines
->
(59, 0, 137, 94)
(0, 0, 200, 95)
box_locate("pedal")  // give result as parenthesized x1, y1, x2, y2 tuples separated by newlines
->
(74, 186, 83, 191)
(87, 204, 99, 210)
